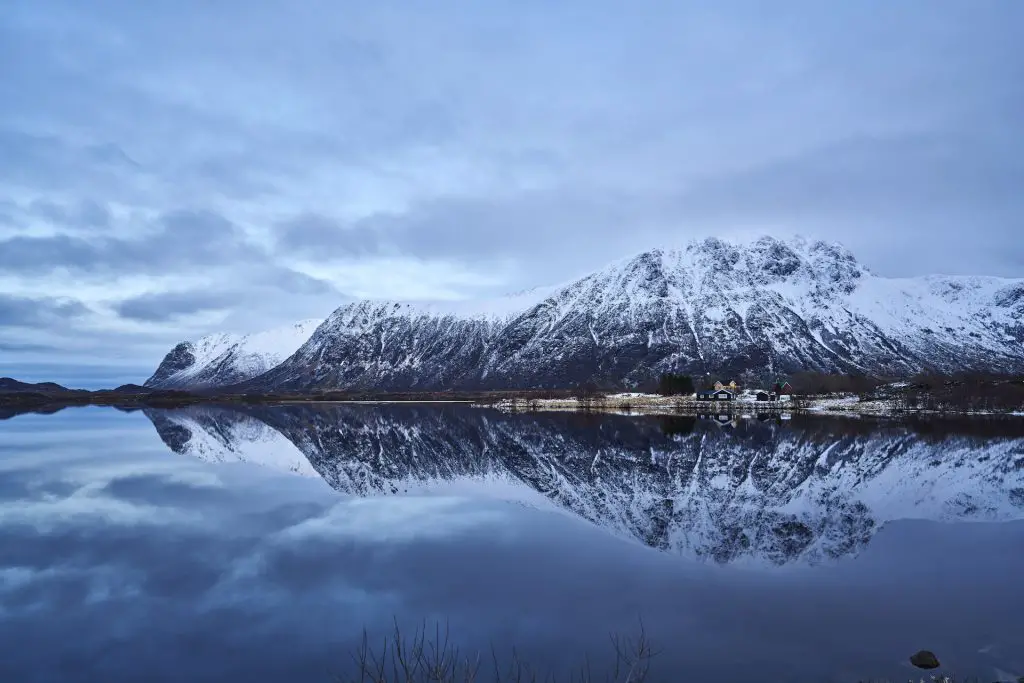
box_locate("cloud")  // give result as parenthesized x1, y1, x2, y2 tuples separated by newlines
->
(0, 209, 261, 275)
(272, 189, 660, 285)
(272, 127, 1024, 282)
(0, 293, 90, 327)
(0, 128, 143, 196)
(115, 290, 236, 323)
(0, 341, 61, 353)
(673, 133, 1024, 218)
(260, 266, 339, 297)
(24, 198, 113, 228)
(275, 213, 359, 258)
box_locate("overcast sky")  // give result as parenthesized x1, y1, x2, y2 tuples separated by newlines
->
(1, 1, 1022, 387)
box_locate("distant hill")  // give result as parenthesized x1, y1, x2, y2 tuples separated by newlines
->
(0, 377, 78, 394)
(111, 383, 153, 394)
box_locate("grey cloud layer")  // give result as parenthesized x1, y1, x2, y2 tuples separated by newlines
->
(0, 209, 255, 274)
(115, 290, 238, 323)
(1, 0, 1022, 383)
(0, 293, 90, 327)
(275, 129, 1024, 279)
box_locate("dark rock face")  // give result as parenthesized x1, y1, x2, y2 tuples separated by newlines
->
(144, 343, 196, 388)
(143, 404, 1024, 566)
(251, 302, 498, 391)
(910, 650, 940, 669)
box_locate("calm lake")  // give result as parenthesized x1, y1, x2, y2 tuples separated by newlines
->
(2, 404, 1023, 682)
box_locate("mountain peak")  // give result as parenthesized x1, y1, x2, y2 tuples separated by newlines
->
(597, 235, 866, 297)
(144, 319, 321, 389)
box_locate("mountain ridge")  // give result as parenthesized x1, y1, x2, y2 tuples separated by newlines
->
(144, 236, 1024, 390)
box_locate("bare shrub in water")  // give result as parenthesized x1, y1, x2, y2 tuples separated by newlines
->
(337, 619, 657, 682)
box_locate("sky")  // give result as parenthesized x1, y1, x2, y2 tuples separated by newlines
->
(1, 1, 1022, 387)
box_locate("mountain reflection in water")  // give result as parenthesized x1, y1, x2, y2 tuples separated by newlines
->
(143, 404, 1024, 567)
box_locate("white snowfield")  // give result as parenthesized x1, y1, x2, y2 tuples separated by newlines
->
(145, 235, 1024, 389)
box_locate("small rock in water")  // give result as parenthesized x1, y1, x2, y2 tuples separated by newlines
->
(909, 650, 940, 669)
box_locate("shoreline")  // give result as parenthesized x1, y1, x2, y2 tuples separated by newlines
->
(3, 385, 1022, 419)
(3, 392, 1022, 420)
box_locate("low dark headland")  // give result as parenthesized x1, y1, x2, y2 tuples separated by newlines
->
(0, 377, 593, 418)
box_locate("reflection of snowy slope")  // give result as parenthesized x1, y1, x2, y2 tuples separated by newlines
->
(144, 408, 317, 476)
(652, 430, 1024, 567)
(146, 405, 1024, 566)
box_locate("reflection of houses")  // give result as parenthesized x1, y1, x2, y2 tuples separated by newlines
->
(698, 413, 737, 428)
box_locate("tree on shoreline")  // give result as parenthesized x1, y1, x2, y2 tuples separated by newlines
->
(656, 374, 695, 396)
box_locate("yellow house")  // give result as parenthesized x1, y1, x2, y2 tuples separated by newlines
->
(714, 380, 739, 391)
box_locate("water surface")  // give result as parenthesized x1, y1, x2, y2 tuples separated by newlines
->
(2, 405, 1023, 682)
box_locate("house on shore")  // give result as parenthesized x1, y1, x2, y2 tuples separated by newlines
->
(755, 390, 777, 401)
(773, 380, 794, 395)
(697, 388, 734, 401)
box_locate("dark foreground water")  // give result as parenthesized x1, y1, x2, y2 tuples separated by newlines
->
(2, 404, 1023, 682)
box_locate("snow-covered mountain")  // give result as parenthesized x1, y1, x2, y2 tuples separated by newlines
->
(146, 236, 1024, 390)
(144, 319, 320, 389)
(144, 404, 1024, 566)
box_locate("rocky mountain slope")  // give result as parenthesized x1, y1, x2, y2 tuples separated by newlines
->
(144, 404, 1024, 566)
(144, 319, 320, 389)
(146, 236, 1024, 390)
